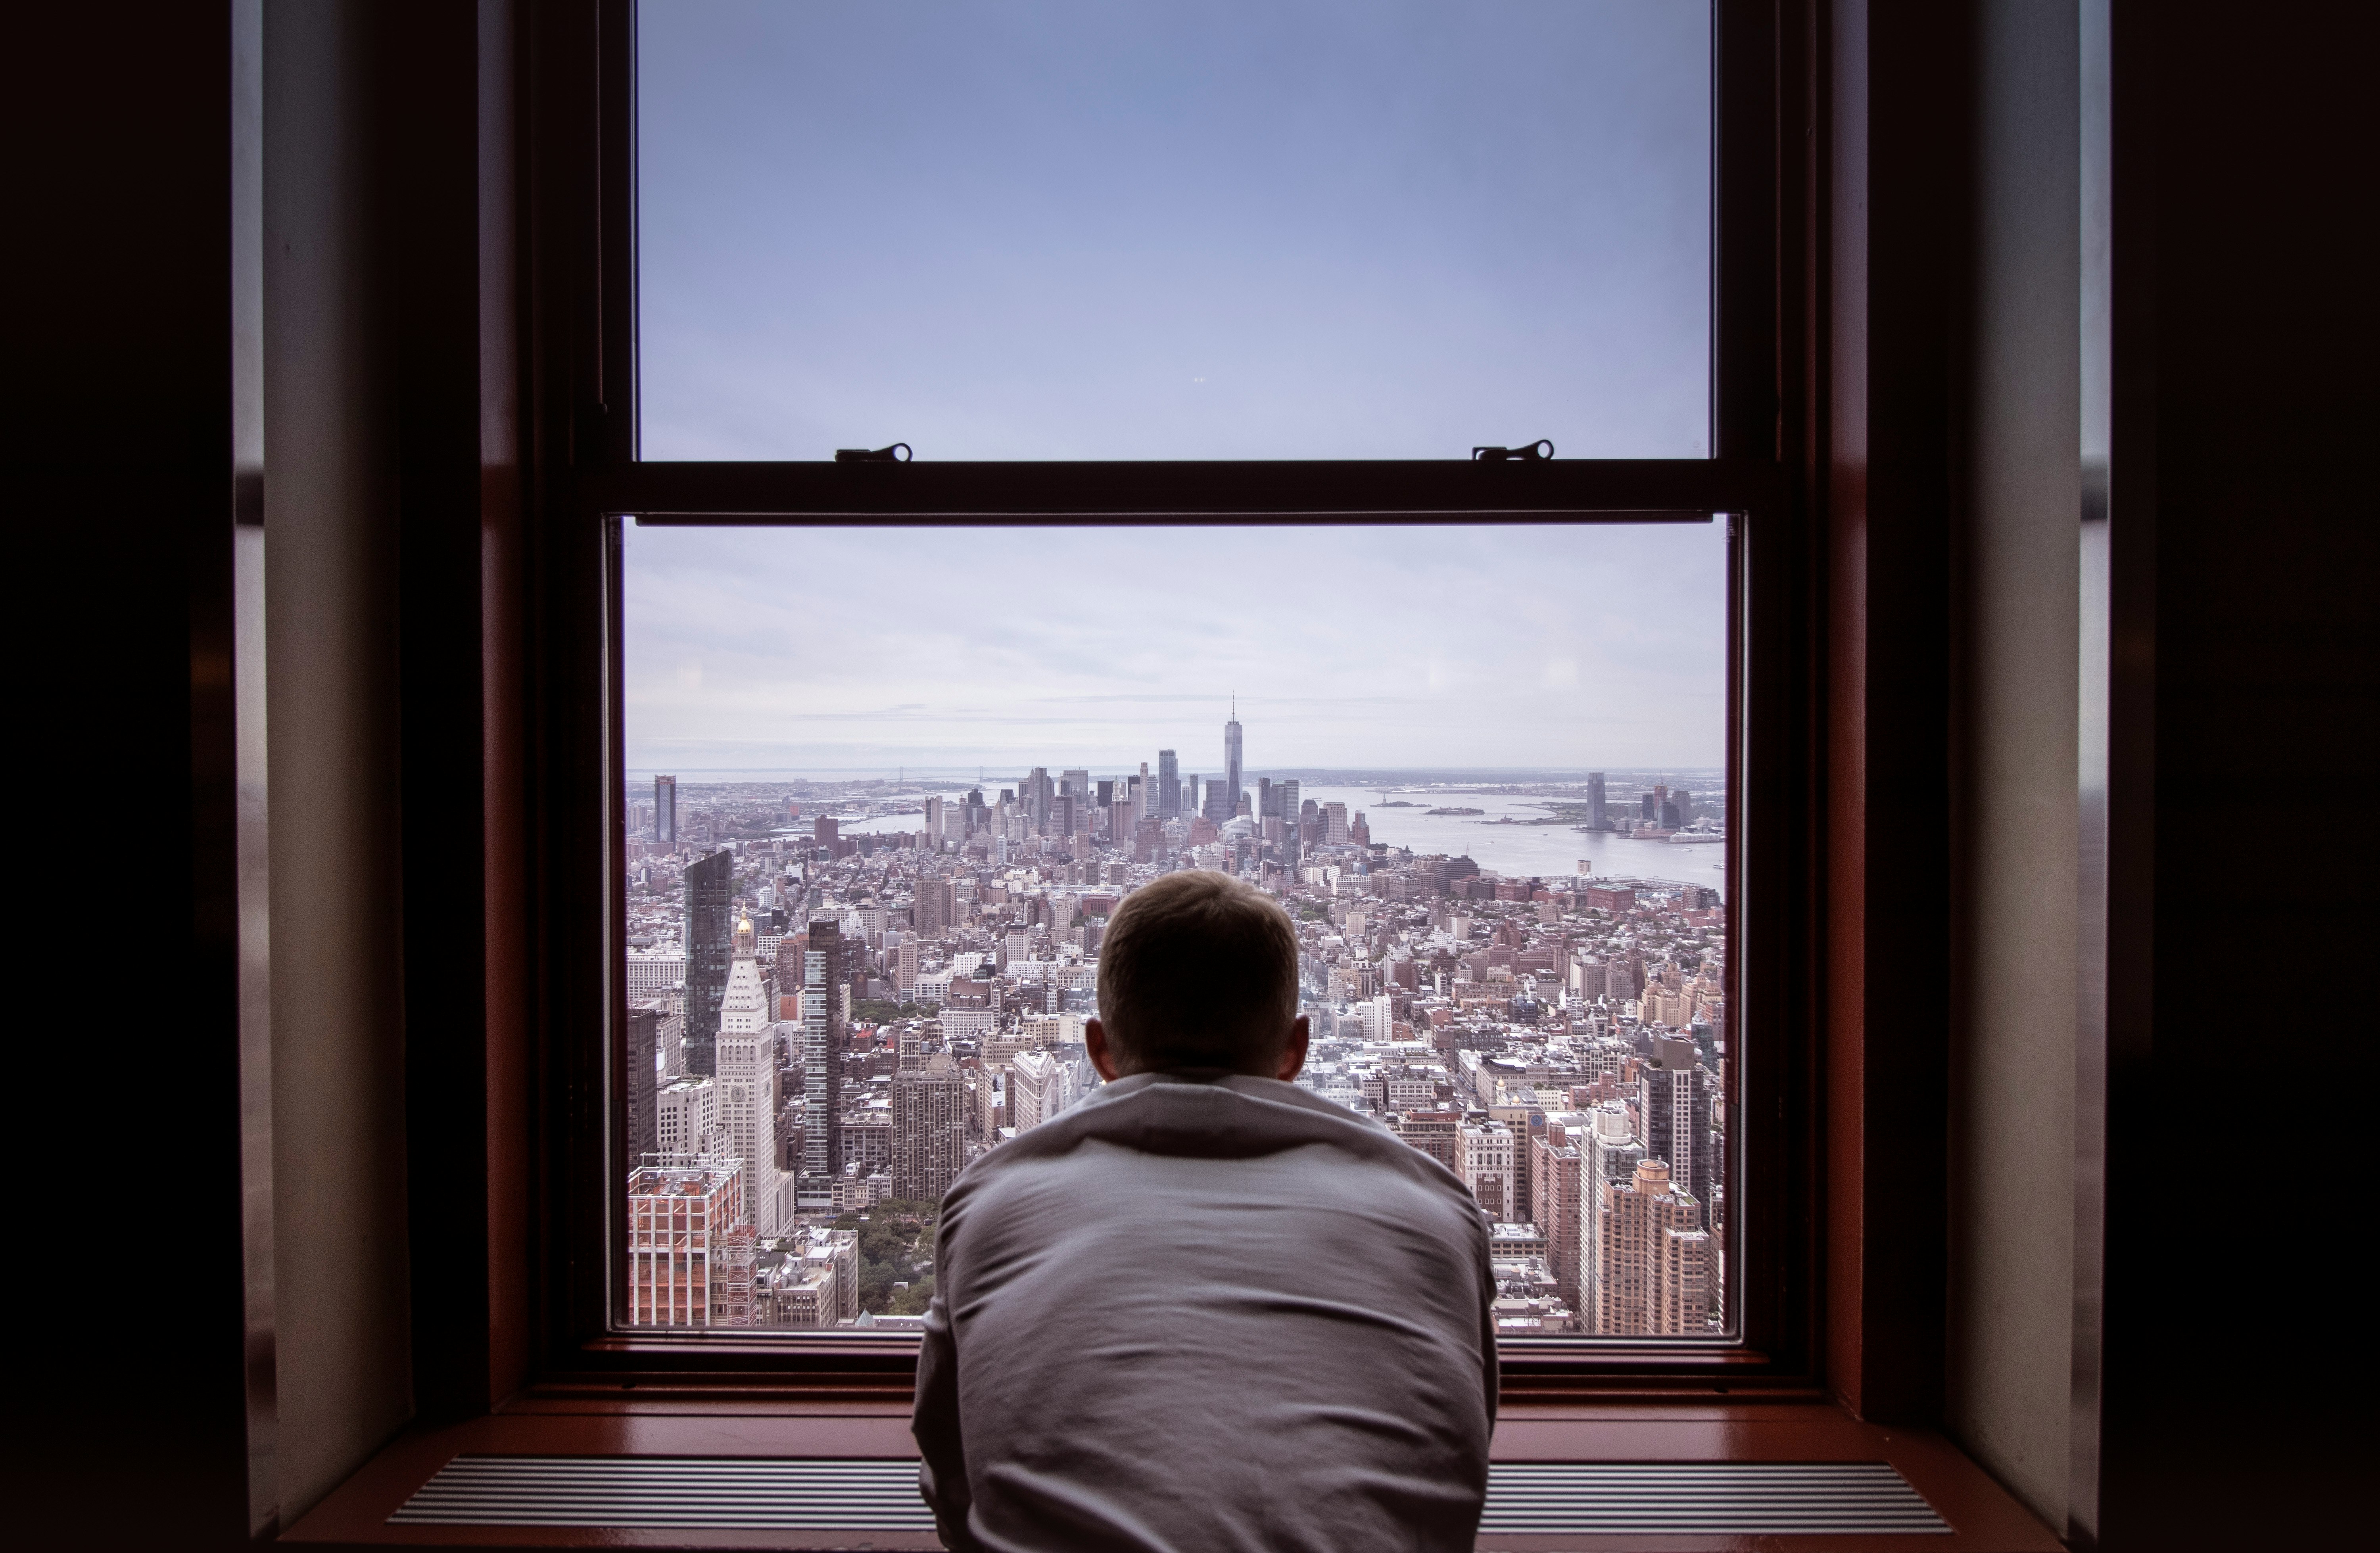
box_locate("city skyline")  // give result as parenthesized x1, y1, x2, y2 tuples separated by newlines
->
(623, 523, 1730, 773)
(619, 763, 1731, 1336)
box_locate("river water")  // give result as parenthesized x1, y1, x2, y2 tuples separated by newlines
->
(1296, 785, 1726, 892)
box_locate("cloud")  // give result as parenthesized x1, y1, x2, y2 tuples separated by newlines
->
(624, 522, 1727, 772)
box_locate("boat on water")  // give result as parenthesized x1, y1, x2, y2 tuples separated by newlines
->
(1668, 829, 1727, 844)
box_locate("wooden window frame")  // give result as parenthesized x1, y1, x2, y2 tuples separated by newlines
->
(478, 0, 1857, 1411)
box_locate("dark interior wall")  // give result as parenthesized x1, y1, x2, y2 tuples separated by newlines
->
(13, 5, 254, 1550)
(1856, 11, 2375, 1544)
(2092, 3, 2375, 1549)
(1945, 0, 2079, 1527)
(263, 0, 415, 1523)
(17, 3, 503, 1542)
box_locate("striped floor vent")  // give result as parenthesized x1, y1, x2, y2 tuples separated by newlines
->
(391, 1455, 1949, 1536)
(1479, 1461, 1948, 1535)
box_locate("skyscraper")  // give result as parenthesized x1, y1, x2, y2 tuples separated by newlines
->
(654, 774, 678, 845)
(1587, 772, 1608, 831)
(1223, 705, 1244, 819)
(626, 1155, 743, 1327)
(682, 848, 733, 1076)
(1459, 1114, 1517, 1220)
(1578, 1101, 1646, 1334)
(1639, 1035, 1715, 1227)
(914, 874, 954, 939)
(800, 919, 848, 1181)
(654, 1074, 718, 1157)
(716, 912, 782, 1235)
(892, 1054, 968, 1202)
(626, 1003, 662, 1160)
(1157, 749, 1179, 817)
(1532, 1126, 1584, 1309)
(1007, 1048, 1069, 1132)
(1593, 1158, 1711, 1335)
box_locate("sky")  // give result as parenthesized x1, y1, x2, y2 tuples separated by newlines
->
(636, 0, 1711, 461)
(623, 521, 1729, 774)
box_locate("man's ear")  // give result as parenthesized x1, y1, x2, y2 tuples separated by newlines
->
(1085, 1017, 1125, 1083)
(1275, 1014, 1310, 1081)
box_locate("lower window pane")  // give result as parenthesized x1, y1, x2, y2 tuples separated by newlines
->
(618, 521, 1733, 1339)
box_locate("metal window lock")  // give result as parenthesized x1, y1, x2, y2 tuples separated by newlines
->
(1471, 440, 1555, 462)
(834, 443, 913, 463)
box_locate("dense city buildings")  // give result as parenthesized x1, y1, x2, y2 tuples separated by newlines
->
(621, 715, 1729, 1334)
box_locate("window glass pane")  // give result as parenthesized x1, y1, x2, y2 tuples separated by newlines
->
(637, 1, 1711, 460)
(618, 522, 1734, 1339)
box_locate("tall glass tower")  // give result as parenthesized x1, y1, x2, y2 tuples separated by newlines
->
(1223, 704, 1243, 817)
(681, 848, 733, 1076)
(1157, 748, 1180, 816)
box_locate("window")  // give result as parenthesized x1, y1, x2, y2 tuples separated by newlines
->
(619, 518, 1733, 1338)
(545, 0, 1806, 1392)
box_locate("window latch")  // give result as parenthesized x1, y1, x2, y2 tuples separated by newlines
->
(1471, 440, 1555, 462)
(835, 443, 913, 463)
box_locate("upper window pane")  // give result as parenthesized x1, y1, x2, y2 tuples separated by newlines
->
(637, 1, 1712, 460)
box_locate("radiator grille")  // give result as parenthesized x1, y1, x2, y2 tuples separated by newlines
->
(390, 1454, 1949, 1536)
(390, 1457, 930, 1531)
(1479, 1461, 1948, 1534)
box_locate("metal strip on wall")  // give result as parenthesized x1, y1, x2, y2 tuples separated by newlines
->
(2071, 0, 2114, 1545)
(390, 1456, 1950, 1536)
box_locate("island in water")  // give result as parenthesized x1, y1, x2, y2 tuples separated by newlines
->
(1426, 806, 1486, 816)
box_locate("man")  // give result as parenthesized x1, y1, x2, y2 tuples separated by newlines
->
(914, 871, 1496, 1552)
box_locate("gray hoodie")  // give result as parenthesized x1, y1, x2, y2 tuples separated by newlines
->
(913, 1070, 1497, 1553)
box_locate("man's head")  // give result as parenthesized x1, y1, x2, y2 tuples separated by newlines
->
(1087, 870, 1308, 1081)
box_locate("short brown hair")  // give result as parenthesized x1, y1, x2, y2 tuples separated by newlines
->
(1096, 870, 1300, 1073)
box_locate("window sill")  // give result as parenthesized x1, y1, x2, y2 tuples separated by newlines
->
(281, 1399, 2062, 1551)
(536, 1337, 1816, 1409)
